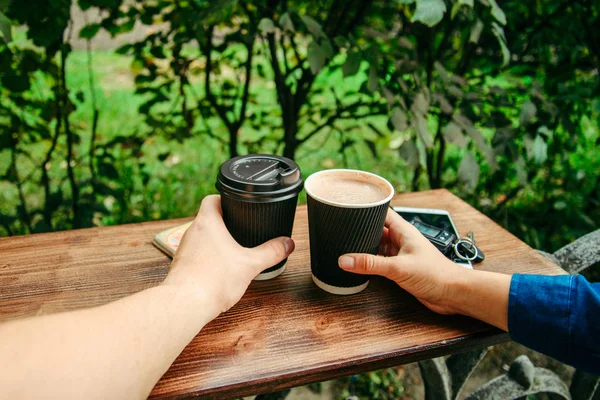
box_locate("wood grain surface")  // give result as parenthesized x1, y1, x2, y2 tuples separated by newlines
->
(0, 189, 565, 399)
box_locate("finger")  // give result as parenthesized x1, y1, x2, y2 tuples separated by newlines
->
(384, 209, 424, 247)
(338, 253, 398, 278)
(248, 237, 295, 273)
(378, 227, 389, 255)
(196, 195, 223, 222)
(385, 208, 407, 228)
(385, 209, 418, 231)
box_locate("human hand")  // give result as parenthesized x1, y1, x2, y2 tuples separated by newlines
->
(338, 209, 468, 315)
(162, 195, 295, 314)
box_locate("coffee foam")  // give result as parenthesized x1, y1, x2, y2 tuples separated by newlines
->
(306, 170, 393, 206)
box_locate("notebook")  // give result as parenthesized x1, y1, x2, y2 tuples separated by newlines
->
(152, 221, 193, 258)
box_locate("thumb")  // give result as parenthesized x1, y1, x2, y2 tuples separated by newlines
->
(248, 237, 295, 273)
(339, 253, 398, 278)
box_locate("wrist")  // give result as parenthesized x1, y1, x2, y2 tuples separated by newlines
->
(442, 265, 473, 315)
(445, 269, 511, 331)
(445, 268, 476, 316)
(158, 280, 222, 322)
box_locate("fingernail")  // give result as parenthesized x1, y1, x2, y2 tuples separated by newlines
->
(339, 255, 355, 269)
(283, 238, 293, 254)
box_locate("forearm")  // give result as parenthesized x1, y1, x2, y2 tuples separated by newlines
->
(448, 269, 511, 331)
(0, 283, 220, 399)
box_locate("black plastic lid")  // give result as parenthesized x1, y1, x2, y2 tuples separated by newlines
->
(216, 154, 303, 202)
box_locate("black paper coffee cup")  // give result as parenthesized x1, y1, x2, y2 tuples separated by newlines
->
(305, 169, 394, 294)
(216, 154, 303, 280)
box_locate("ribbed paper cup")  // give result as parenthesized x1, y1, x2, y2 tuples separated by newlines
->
(216, 155, 303, 280)
(221, 195, 298, 279)
(305, 169, 394, 295)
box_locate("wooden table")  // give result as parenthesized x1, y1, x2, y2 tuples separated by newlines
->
(0, 189, 565, 399)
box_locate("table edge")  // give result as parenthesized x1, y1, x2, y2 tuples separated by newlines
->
(150, 329, 509, 399)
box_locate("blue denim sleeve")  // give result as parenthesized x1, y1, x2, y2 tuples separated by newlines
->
(508, 274, 600, 374)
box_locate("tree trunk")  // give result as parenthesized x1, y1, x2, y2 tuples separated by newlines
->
(282, 119, 298, 160)
(229, 129, 238, 158)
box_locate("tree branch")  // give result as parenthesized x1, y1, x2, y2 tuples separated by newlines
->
(299, 101, 385, 145)
(279, 33, 290, 75)
(203, 25, 234, 132)
(234, 27, 256, 131)
(61, 39, 80, 227)
(288, 34, 304, 66)
(84, 16, 99, 189)
(267, 33, 290, 115)
(41, 78, 63, 230)
(519, 0, 571, 54)
(10, 139, 33, 233)
(434, 116, 447, 188)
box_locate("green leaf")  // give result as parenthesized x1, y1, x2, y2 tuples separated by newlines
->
(411, 91, 430, 115)
(0, 131, 10, 150)
(342, 50, 361, 77)
(515, 156, 528, 186)
(447, 85, 463, 98)
(433, 93, 453, 114)
(442, 122, 467, 147)
(434, 62, 449, 83)
(307, 40, 326, 74)
(465, 125, 498, 170)
(1, 74, 30, 92)
(370, 373, 382, 385)
(469, 19, 484, 43)
(399, 139, 419, 168)
(115, 44, 133, 55)
(382, 86, 395, 106)
(554, 201, 567, 211)
(258, 18, 276, 34)
(532, 135, 548, 164)
(367, 65, 378, 92)
(0, 11, 11, 43)
(519, 100, 537, 125)
(79, 23, 102, 39)
(491, 22, 510, 66)
(0, 0, 11, 12)
(453, 114, 473, 128)
(451, 0, 473, 19)
(299, 14, 325, 38)
(458, 151, 480, 191)
(390, 107, 408, 131)
(365, 140, 378, 159)
(118, 19, 135, 34)
(523, 134, 534, 158)
(537, 125, 552, 139)
(320, 39, 334, 58)
(487, 0, 506, 25)
(279, 12, 294, 32)
(398, 37, 414, 50)
(412, 0, 447, 27)
(78, 0, 93, 10)
(411, 114, 433, 148)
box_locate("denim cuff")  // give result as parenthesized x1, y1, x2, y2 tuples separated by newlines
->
(508, 273, 574, 364)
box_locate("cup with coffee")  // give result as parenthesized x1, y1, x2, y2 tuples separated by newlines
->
(304, 169, 394, 294)
(216, 154, 303, 280)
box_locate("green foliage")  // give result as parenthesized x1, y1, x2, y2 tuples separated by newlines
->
(339, 368, 405, 399)
(0, 0, 598, 255)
